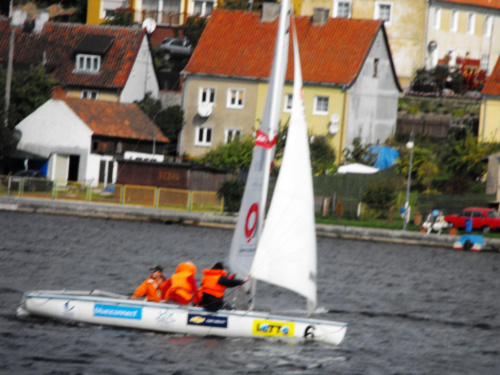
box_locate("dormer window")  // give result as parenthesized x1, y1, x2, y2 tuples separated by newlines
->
(76, 54, 101, 73)
(74, 35, 114, 74)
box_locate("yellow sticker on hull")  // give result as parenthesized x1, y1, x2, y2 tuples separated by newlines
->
(252, 319, 295, 337)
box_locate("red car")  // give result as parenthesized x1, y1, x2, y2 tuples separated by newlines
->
(444, 207, 500, 233)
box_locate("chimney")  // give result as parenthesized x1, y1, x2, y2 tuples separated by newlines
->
(312, 8, 330, 26)
(261, 3, 280, 22)
(34, 11, 49, 33)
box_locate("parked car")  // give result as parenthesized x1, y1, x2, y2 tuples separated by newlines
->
(159, 37, 193, 60)
(9, 170, 53, 193)
(444, 207, 500, 233)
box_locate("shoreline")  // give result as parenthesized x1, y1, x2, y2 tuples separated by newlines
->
(1, 196, 499, 252)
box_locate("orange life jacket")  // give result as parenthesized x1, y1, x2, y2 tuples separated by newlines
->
(165, 262, 197, 303)
(133, 276, 166, 302)
(199, 269, 228, 298)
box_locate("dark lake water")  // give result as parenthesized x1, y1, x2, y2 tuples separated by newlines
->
(0, 211, 499, 375)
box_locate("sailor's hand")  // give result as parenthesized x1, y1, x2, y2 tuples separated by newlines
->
(243, 274, 251, 283)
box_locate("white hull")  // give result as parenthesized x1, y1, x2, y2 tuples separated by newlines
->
(18, 290, 347, 345)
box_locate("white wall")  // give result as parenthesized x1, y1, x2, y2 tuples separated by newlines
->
(120, 35, 159, 103)
(15, 99, 93, 182)
(346, 30, 400, 149)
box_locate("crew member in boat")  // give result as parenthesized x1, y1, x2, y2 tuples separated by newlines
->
(198, 262, 247, 312)
(131, 265, 167, 302)
(161, 261, 200, 305)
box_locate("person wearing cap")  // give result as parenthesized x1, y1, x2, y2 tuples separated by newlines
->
(131, 265, 167, 302)
(161, 262, 200, 305)
(198, 262, 248, 312)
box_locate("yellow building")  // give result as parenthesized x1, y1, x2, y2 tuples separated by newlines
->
(479, 56, 500, 142)
(181, 6, 401, 162)
(298, 0, 500, 90)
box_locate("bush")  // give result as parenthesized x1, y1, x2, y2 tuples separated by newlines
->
(217, 178, 244, 212)
(362, 180, 398, 218)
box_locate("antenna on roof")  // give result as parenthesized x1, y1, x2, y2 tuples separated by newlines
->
(142, 18, 156, 34)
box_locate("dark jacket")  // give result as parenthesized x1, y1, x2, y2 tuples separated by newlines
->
(199, 270, 244, 312)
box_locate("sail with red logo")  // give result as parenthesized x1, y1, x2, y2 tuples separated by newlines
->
(226, 0, 290, 302)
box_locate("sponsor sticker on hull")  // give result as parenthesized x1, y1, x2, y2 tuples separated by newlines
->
(252, 319, 295, 337)
(187, 314, 228, 328)
(94, 304, 142, 320)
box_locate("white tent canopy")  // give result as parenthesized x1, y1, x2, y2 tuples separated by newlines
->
(337, 163, 379, 174)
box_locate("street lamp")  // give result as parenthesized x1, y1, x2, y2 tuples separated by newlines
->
(403, 132, 414, 231)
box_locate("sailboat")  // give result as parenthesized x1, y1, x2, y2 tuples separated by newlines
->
(17, 0, 348, 346)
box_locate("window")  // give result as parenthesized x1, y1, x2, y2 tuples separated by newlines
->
(75, 54, 101, 73)
(484, 15, 493, 37)
(81, 90, 98, 100)
(481, 54, 489, 71)
(433, 7, 441, 30)
(116, 141, 123, 153)
(227, 89, 244, 109)
(313, 96, 329, 115)
(373, 58, 379, 78)
(450, 9, 458, 33)
(195, 126, 213, 146)
(374, 2, 393, 26)
(194, 0, 214, 16)
(467, 12, 475, 35)
(224, 128, 241, 143)
(199, 87, 215, 105)
(283, 94, 293, 112)
(334, 1, 351, 18)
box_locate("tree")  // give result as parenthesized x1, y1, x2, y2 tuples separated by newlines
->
(310, 136, 336, 175)
(102, 9, 134, 26)
(0, 65, 54, 173)
(396, 146, 438, 191)
(196, 137, 254, 171)
(342, 136, 377, 166)
(183, 16, 208, 49)
(135, 94, 184, 156)
(441, 132, 499, 184)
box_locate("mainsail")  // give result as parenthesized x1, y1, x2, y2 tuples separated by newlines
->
(227, 0, 290, 279)
(250, 22, 317, 314)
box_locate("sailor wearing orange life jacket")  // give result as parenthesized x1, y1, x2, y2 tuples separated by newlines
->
(131, 265, 167, 302)
(198, 262, 248, 312)
(161, 262, 200, 305)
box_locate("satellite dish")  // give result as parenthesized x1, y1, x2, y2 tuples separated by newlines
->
(142, 18, 156, 34)
(428, 40, 437, 53)
(329, 113, 339, 135)
(197, 103, 213, 117)
(329, 124, 339, 135)
(13, 130, 22, 141)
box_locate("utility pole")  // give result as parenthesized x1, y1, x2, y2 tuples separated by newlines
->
(4, 7, 26, 128)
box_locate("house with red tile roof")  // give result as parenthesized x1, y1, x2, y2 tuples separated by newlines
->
(479, 55, 500, 142)
(179, 6, 401, 162)
(14, 93, 168, 185)
(0, 13, 159, 103)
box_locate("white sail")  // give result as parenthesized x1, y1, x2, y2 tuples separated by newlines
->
(250, 23, 317, 313)
(227, 0, 290, 279)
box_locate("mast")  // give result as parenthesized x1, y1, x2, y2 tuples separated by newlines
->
(227, 0, 291, 309)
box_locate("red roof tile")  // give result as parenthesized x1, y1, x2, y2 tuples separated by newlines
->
(440, 0, 500, 10)
(183, 9, 387, 87)
(0, 18, 146, 90)
(62, 97, 168, 142)
(482, 56, 500, 95)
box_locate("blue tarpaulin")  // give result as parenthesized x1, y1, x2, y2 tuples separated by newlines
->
(369, 146, 399, 170)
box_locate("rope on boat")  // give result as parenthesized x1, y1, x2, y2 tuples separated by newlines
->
(29, 250, 71, 291)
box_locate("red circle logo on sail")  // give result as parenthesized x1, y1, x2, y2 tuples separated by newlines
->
(245, 203, 259, 242)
